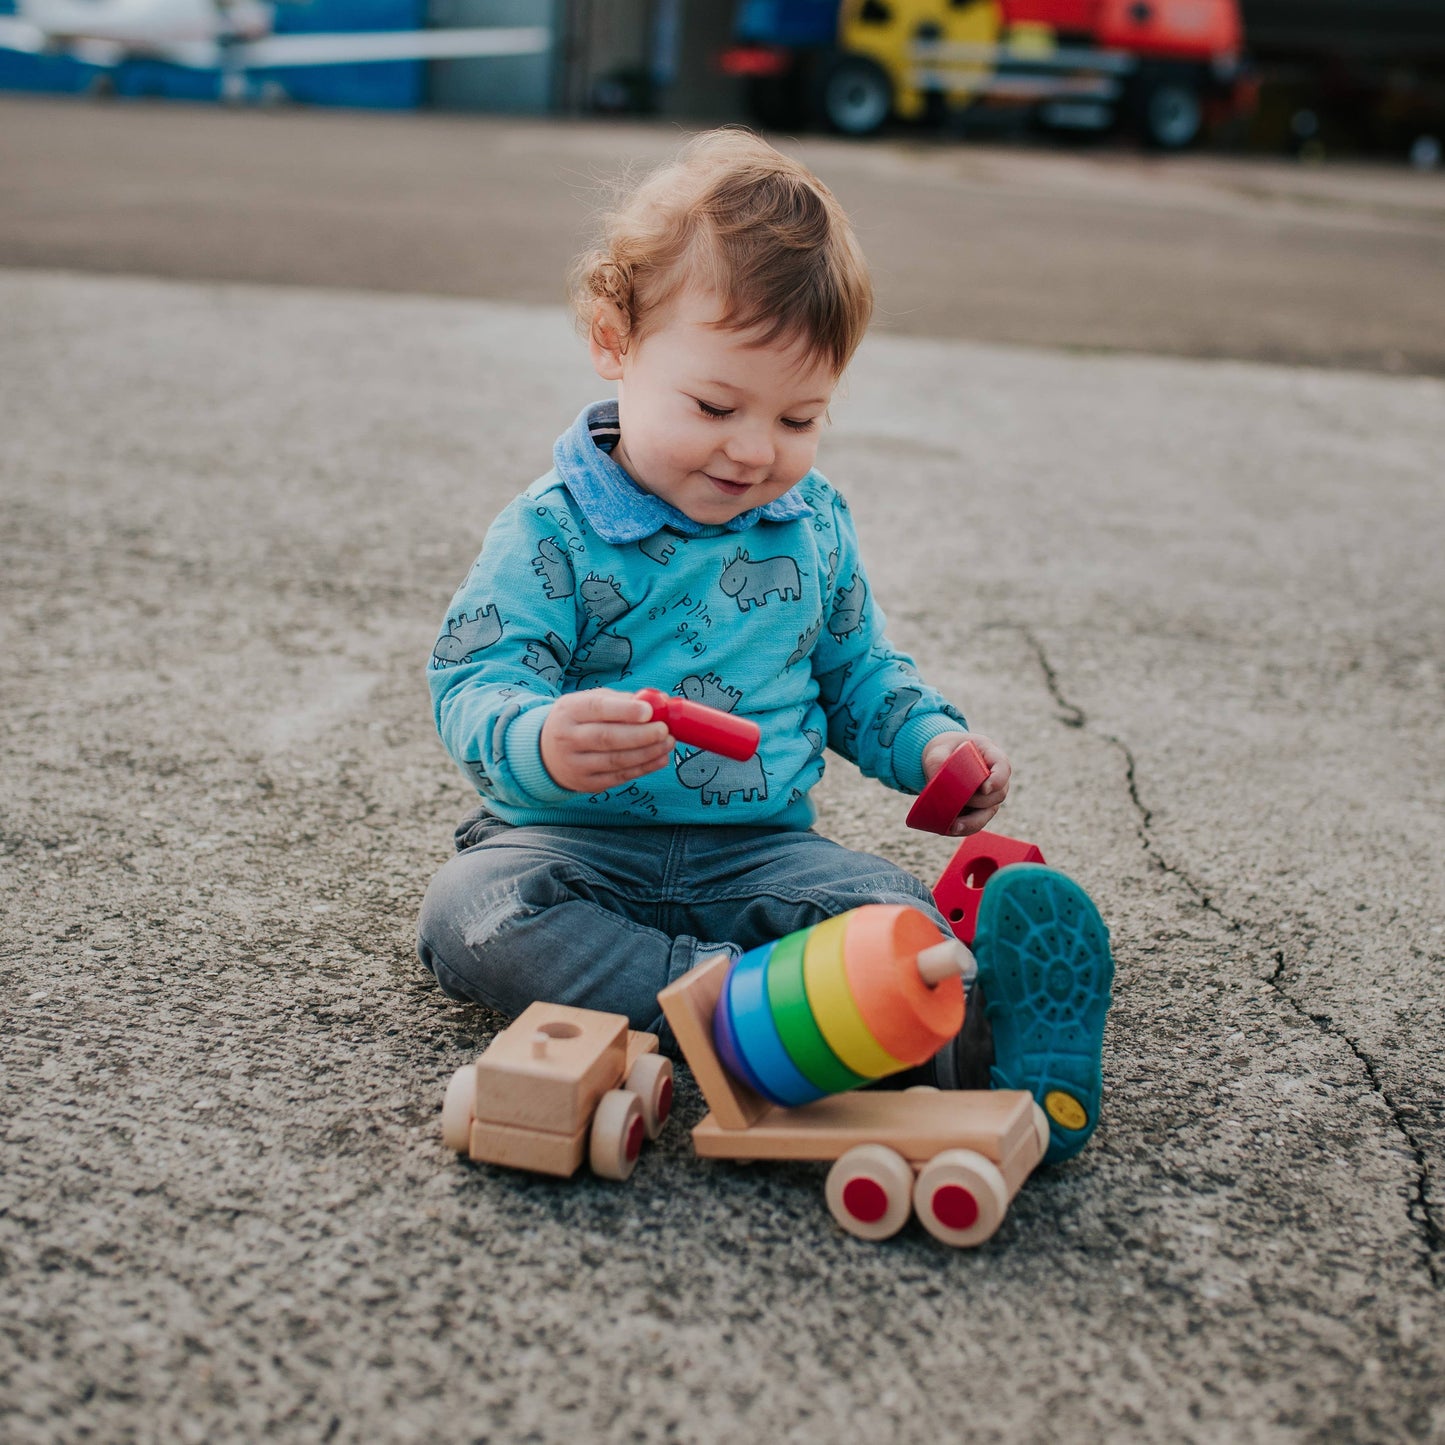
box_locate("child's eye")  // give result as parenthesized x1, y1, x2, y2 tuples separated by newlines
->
(696, 399, 732, 419)
(782, 417, 817, 432)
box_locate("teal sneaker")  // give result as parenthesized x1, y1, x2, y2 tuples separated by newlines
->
(973, 864, 1113, 1164)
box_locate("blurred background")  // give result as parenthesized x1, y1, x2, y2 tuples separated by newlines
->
(3, 3, 1443, 380)
(1, 0, 1443, 164)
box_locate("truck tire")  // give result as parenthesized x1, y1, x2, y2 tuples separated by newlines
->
(825, 1144, 914, 1240)
(440, 1064, 477, 1154)
(1137, 72, 1204, 150)
(624, 1052, 674, 1141)
(912, 1149, 1009, 1248)
(590, 1090, 645, 1181)
(817, 54, 893, 137)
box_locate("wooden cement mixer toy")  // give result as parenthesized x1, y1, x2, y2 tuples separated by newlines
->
(657, 904, 1049, 1248)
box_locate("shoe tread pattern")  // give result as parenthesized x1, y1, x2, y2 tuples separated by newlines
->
(975, 864, 1113, 1164)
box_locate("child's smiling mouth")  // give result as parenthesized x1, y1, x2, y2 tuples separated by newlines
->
(705, 474, 752, 497)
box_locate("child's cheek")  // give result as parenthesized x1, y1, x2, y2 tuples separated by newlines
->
(788, 437, 820, 482)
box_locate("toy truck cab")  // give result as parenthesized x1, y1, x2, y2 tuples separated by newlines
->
(442, 1002, 674, 1181)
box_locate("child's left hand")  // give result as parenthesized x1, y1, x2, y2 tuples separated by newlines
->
(920, 732, 1011, 836)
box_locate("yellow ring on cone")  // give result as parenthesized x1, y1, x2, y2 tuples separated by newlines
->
(802, 914, 907, 1079)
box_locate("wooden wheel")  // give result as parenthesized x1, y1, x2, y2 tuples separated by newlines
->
(1031, 1102, 1052, 1166)
(825, 1144, 914, 1241)
(625, 1053, 674, 1140)
(912, 1149, 1009, 1248)
(589, 1090, 645, 1181)
(441, 1064, 476, 1154)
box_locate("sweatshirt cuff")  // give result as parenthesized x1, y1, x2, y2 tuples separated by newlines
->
(503, 702, 576, 805)
(894, 713, 970, 794)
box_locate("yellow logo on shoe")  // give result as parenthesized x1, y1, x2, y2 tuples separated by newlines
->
(1044, 1090, 1087, 1130)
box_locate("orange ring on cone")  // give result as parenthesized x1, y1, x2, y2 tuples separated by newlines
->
(843, 905, 964, 1065)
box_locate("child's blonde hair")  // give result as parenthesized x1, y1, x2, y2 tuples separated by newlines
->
(570, 128, 873, 377)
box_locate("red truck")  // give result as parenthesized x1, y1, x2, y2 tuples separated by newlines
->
(723, 0, 1250, 148)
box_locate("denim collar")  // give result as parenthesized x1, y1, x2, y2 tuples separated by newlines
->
(552, 400, 814, 544)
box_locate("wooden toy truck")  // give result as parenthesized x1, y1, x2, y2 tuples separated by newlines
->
(441, 1002, 674, 1181)
(658, 953, 1050, 1247)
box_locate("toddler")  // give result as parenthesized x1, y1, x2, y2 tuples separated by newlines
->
(417, 130, 1112, 1162)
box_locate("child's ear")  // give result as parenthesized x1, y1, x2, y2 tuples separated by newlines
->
(588, 301, 629, 382)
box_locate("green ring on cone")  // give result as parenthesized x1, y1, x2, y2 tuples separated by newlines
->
(766, 927, 868, 1095)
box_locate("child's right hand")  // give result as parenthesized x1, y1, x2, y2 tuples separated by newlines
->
(539, 689, 675, 794)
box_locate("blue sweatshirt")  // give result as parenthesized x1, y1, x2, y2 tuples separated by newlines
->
(428, 400, 969, 829)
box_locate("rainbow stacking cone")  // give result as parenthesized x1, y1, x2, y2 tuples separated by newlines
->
(712, 905, 973, 1107)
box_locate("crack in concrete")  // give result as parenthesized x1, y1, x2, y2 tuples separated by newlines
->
(997, 619, 1443, 1289)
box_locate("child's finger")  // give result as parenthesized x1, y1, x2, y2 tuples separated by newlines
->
(567, 688, 655, 725)
(948, 802, 1001, 837)
(574, 733, 674, 768)
(970, 759, 1010, 803)
(580, 748, 675, 790)
(581, 739, 674, 774)
(575, 720, 671, 752)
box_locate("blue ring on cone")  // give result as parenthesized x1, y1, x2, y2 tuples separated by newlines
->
(727, 942, 827, 1107)
(712, 963, 778, 1102)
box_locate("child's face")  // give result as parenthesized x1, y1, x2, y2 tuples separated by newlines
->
(591, 288, 836, 527)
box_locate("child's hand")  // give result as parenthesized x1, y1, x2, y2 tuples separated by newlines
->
(540, 689, 674, 794)
(921, 732, 1011, 836)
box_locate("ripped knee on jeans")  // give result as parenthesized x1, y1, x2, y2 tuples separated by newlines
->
(417, 875, 534, 1011)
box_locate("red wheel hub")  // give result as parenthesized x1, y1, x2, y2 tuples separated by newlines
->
(930, 1183, 979, 1231)
(841, 1176, 889, 1223)
(625, 1115, 644, 1161)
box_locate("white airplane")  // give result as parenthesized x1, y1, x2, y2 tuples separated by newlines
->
(0, 0, 548, 84)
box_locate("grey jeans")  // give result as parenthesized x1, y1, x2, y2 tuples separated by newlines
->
(416, 808, 987, 1083)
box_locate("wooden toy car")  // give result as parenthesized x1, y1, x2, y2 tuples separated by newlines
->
(441, 1002, 674, 1181)
(659, 954, 1049, 1246)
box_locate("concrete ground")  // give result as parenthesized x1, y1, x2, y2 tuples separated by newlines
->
(2, 97, 1445, 376)
(1, 101, 1443, 1443)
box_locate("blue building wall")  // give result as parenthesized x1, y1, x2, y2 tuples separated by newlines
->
(0, 0, 424, 107)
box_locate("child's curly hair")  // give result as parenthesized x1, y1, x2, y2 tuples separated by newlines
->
(570, 128, 873, 377)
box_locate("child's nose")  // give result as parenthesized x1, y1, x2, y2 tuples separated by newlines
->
(725, 427, 774, 471)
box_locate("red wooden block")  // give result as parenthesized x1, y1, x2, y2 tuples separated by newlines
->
(905, 739, 990, 834)
(931, 830, 1047, 946)
(636, 687, 760, 761)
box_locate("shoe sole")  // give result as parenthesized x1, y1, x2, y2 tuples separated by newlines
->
(974, 864, 1113, 1164)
